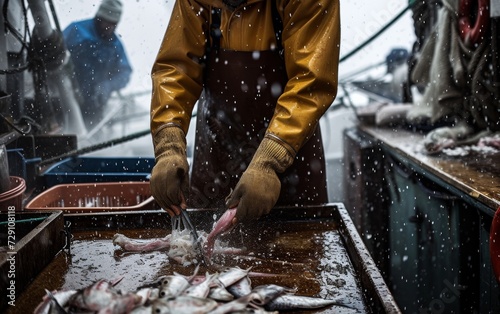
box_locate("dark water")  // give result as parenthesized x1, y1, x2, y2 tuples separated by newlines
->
(12, 220, 366, 313)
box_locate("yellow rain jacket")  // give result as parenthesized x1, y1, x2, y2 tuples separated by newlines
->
(151, 0, 340, 155)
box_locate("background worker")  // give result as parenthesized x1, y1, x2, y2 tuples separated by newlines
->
(63, 0, 132, 128)
(150, 0, 341, 224)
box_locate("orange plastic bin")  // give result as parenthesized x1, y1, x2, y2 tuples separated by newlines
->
(25, 182, 158, 212)
(0, 176, 26, 210)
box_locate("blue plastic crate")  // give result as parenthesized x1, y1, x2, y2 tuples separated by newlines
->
(41, 157, 154, 188)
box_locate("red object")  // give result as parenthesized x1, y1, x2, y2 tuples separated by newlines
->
(490, 206, 500, 284)
(458, 0, 490, 46)
(25, 181, 156, 212)
(0, 176, 26, 210)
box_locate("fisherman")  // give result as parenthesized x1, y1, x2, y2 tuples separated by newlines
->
(63, 0, 132, 129)
(150, 0, 341, 225)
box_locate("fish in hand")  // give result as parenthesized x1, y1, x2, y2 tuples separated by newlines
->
(204, 208, 238, 259)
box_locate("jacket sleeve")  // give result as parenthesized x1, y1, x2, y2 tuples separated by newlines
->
(63, 22, 96, 96)
(107, 40, 132, 92)
(268, 0, 341, 155)
(150, 0, 209, 136)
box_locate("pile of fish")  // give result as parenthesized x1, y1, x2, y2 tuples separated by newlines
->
(34, 266, 350, 313)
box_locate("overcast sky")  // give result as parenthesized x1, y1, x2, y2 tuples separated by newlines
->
(51, 0, 416, 95)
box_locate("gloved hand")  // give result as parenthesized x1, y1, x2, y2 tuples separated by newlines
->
(150, 126, 189, 216)
(225, 137, 294, 223)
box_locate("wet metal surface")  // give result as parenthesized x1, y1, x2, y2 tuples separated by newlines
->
(12, 218, 367, 313)
(361, 126, 500, 211)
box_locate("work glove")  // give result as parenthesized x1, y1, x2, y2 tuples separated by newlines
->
(150, 126, 189, 216)
(226, 137, 294, 223)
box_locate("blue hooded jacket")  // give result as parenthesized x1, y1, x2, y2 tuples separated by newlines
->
(63, 18, 132, 112)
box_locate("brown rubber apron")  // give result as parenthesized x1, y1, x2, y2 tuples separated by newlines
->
(189, 49, 328, 209)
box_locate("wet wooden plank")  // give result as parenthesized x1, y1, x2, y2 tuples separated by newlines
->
(360, 126, 500, 213)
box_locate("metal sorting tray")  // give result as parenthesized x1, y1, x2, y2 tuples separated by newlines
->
(8, 203, 401, 313)
(0, 211, 65, 311)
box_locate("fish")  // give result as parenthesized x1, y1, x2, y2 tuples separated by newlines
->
(113, 233, 171, 252)
(210, 284, 294, 314)
(44, 290, 68, 314)
(137, 265, 200, 290)
(226, 276, 252, 298)
(158, 275, 191, 299)
(69, 279, 141, 312)
(264, 294, 353, 311)
(152, 295, 218, 314)
(135, 287, 160, 305)
(206, 295, 251, 314)
(207, 286, 235, 302)
(208, 284, 294, 314)
(33, 289, 76, 314)
(204, 208, 238, 259)
(246, 284, 296, 306)
(182, 272, 218, 298)
(216, 266, 251, 288)
(205, 274, 294, 314)
(33, 278, 144, 314)
(69, 279, 118, 311)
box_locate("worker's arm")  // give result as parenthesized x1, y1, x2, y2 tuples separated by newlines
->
(150, 0, 208, 136)
(149, 0, 209, 213)
(227, 0, 341, 222)
(268, 0, 341, 155)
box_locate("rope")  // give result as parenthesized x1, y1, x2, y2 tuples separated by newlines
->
(339, 2, 415, 63)
(39, 129, 151, 167)
(339, 60, 386, 83)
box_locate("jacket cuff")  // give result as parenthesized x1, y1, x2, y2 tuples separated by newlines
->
(153, 125, 187, 158)
(253, 137, 294, 173)
(264, 133, 297, 158)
